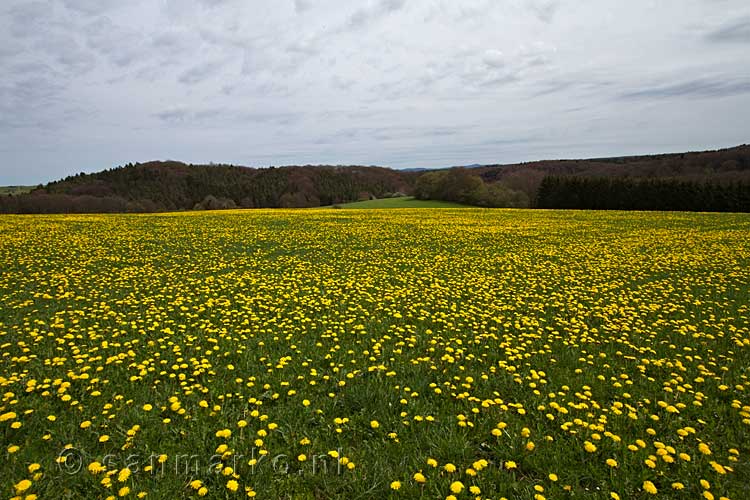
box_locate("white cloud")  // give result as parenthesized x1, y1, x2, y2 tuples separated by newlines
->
(482, 50, 506, 69)
(1, 0, 749, 184)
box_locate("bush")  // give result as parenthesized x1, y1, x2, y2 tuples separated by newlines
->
(193, 195, 237, 210)
(414, 169, 529, 208)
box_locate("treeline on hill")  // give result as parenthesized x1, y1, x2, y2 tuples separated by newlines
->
(537, 177, 750, 212)
(419, 145, 750, 212)
(0, 162, 416, 213)
(2, 145, 749, 213)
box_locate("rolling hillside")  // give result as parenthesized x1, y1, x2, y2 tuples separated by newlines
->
(1, 145, 748, 213)
(1, 162, 416, 213)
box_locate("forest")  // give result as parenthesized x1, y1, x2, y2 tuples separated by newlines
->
(1, 145, 748, 213)
(0, 162, 415, 213)
(413, 145, 750, 211)
(536, 176, 750, 212)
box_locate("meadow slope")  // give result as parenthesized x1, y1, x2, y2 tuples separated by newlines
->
(330, 197, 469, 209)
(0, 209, 748, 499)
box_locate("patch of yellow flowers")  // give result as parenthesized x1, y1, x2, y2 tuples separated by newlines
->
(0, 209, 748, 498)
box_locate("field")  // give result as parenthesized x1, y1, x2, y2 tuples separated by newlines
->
(330, 197, 469, 209)
(0, 186, 34, 196)
(1, 209, 749, 500)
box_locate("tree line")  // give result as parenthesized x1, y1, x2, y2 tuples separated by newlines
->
(536, 176, 750, 212)
(1, 145, 748, 213)
(0, 162, 416, 213)
(414, 169, 529, 207)
(414, 145, 750, 212)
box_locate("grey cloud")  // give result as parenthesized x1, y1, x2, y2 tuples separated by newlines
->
(528, 0, 559, 23)
(314, 125, 465, 145)
(150, 29, 205, 65)
(313, 129, 359, 145)
(368, 78, 424, 100)
(619, 76, 750, 100)
(240, 48, 262, 75)
(705, 15, 750, 43)
(530, 80, 575, 97)
(6, 1, 56, 38)
(222, 78, 291, 99)
(6, 61, 60, 78)
(3, 0, 750, 184)
(178, 61, 226, 85)
(197, 0, 236, 7)
(196, 25, 249, 50)
(344, 0, 407, 30)
(0, 76, 66, 130)
(331, 75, 356, 91)
(479, 136, 538, 147)
(372, 126, 463, 142)
(528, 73, 615, 99)
(240, 37, 318, 79)
(365, 136, 545, 166)
(34, 34, 96, 74)
(286, 38, 320, 56)
(154, 107, 300, 127)
(517, 42, 557, 68)
(1, 76, 63, 107)
(0, 40, 24, 62)
(563, 106, 586, 114)
(484, 73, 521, 87)
(61, 0, 121, 15)
(4, 3, 97, 75)
(294, 0, 312, 13)
(457, 43, 557, 90)
(84, 17, 143, 67)
(342, 107, 397, 120)
(422, 1, 496, 26)
(461, 57, 520, 89)
(154, 108, 189, 123)
(422, 127, 462, 137)
(151, 31, 190, 52)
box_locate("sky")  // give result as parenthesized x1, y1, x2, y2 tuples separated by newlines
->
(1, 0, 749, 185)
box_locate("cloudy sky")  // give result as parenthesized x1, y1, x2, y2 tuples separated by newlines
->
(1, 0, 749, 184)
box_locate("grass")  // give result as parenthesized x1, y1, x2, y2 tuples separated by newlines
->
(0, 209, 748, 499)
(0, 185, 34, 196)
(330, 196, 469, 209)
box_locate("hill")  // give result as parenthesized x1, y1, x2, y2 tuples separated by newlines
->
(0, 162, 416, 213)
(468, 145, 750, 200)
(1, 145, 748, 213)
(415, 145, 750, 211)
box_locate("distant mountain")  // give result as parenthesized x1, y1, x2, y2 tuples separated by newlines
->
(1, 145, 748, 213)
(399, 167, 436, 172)
(403, 163, 482, 171)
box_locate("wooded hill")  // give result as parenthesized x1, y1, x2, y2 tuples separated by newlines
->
(415, 145, 750, 211)
(0, 162, 416, 213)
(1, 145, 748, 213)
